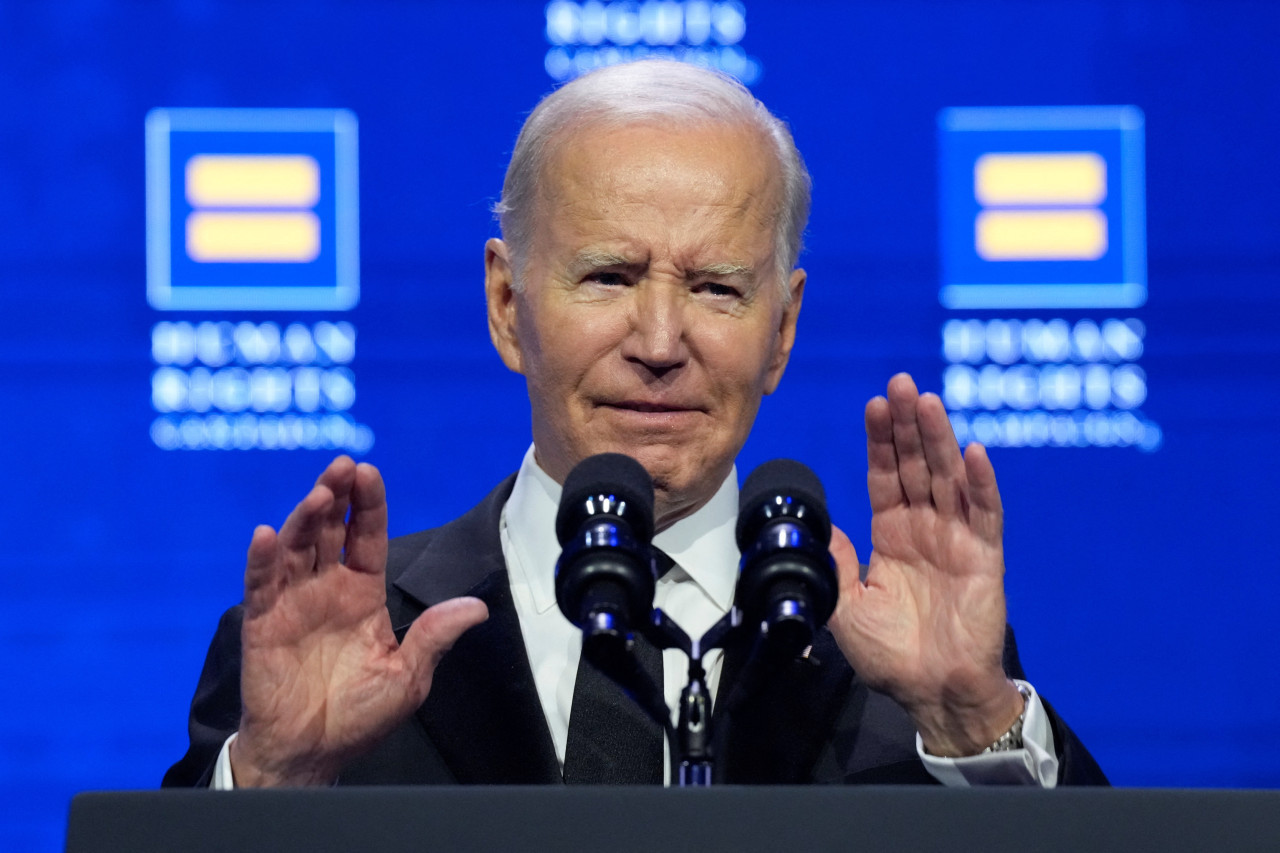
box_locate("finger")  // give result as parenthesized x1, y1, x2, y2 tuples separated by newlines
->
(313, 456, 358, 568)
(398, 597, 490, 701)
(275, 457, 355, 576)
(273, 483, 336, 580)
(865, 395, 906, 513)
(887, 373, 933, 506)
(963, 443, 1004, 546)
(917, 392, 968, 519)
(243, 525, 281, 617)
(343, 462, 388, 575)
(828, 524, 864, 599)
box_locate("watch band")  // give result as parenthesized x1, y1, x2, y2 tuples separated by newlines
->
(983, 682, 1031, 753)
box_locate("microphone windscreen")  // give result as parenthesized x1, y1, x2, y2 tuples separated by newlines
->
(736, 458, 831, 548)
(555, 452, 655, 545)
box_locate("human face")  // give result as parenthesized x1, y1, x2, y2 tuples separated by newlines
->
(485, 121, 805, 529)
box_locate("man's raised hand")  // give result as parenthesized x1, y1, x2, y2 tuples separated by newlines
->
(230, 456, 488, 786)
(827, 374, 1024, 757)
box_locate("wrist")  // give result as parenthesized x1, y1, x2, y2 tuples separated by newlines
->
(981, 681, 1030, 753)
(228, 732, 338, 788)
(913, 678, 1026, 758)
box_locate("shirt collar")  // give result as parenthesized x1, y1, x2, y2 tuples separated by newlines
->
(504, 445, 740, 616)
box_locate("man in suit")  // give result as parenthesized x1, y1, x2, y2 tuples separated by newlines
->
(166, 59, 1106, 788)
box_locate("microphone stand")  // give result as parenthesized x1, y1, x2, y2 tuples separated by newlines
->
(593, 601, 810, 787)
(643, 608, 741, 787)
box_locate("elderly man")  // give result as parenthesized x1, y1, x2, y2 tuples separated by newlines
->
(165, 59, 1104, 788)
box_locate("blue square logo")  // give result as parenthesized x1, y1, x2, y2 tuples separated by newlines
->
(146, 108, 359, 311)
(938, 106, 1145, 309)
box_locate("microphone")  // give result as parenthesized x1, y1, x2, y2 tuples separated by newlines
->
(734, 459, 838, 656)
(554, 453, 658, 667)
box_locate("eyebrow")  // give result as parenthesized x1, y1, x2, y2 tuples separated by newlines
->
(691, 261, 754, 278)
(568, 251, 755, 280)
(567, 249, 635, 276)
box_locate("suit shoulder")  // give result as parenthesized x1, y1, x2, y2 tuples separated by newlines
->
(386, 527, 441, 582)
(383, 474, 518, 615)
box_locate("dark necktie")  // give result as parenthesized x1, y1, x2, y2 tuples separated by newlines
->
(562, 549, 675, 784)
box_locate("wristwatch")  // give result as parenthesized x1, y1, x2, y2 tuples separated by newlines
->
(983, 682, 1032, 753)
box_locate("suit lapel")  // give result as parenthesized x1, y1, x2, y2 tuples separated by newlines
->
(408, 570, 562, 783)
(387, 476, 561, 784)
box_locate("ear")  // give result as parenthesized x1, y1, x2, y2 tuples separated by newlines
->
(485, 238, 525, 375)
(763, 268, 806, 395)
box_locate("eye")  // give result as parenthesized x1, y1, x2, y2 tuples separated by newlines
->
(697, 281, 742, 299)
(586, 271, 629, 287)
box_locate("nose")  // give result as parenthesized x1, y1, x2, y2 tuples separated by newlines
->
(622, 281, 687, 373)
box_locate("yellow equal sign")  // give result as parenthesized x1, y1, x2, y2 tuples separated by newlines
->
(187, 211, 320, 262)
(974, 152, 1108, 261)
(184, 154, 321, 263)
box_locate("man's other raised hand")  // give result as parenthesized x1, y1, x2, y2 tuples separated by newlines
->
(828, 374, 1024, 757)
(230, 456, 488, 787)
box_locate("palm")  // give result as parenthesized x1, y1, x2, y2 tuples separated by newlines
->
(828, 374, 1017, 755)
(854, 492, 1004, 694)
(232, 457, 487, 786)
(241, 555, 408, 770)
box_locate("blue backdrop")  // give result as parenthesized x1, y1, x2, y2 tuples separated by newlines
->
(4, 2, 1279, 849)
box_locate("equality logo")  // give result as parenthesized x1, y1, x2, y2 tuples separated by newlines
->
(145, 108, 359, 311)
(938, 106, 1145, 310)
(936, 106, 1158, 452)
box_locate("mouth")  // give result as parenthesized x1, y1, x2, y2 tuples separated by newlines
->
(605, 400, 703, 414)
(614, 399, 696, 412)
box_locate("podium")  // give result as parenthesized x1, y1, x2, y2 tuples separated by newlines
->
(66, 786, 1280, 853)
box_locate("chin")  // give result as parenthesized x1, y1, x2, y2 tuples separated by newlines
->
(622, 445, 689, 485)
(634, 451, 727, 521)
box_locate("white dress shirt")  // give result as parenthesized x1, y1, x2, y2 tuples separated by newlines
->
(212, 446, 1057, 788)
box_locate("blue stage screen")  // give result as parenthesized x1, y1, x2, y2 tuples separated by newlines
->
(3, 2, 1278, 849)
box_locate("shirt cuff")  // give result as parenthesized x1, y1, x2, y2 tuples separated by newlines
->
(210, 732, 238, 790)
(916, 679, 1059, 787)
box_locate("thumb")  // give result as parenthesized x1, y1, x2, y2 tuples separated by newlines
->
(399, 596, 489, 696)
(829, 524, 862, 593)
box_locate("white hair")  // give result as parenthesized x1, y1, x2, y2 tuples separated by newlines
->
(493, 59, 811, 301)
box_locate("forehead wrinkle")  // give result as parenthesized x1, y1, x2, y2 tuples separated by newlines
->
(536, 123, 786, 290)
(674, 232, 761, 282)
(565, 247, 755, 283)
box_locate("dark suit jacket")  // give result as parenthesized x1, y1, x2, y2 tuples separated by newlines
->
(164, 476, 1108, 787)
